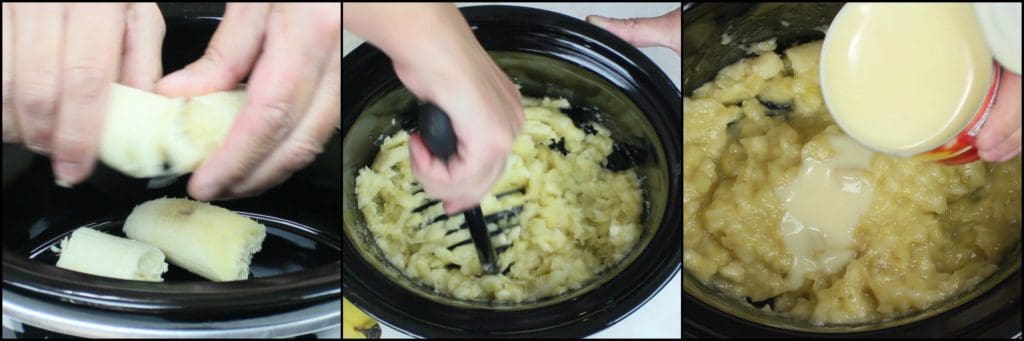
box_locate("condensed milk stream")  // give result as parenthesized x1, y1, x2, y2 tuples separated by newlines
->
(776, 135, 874, 290)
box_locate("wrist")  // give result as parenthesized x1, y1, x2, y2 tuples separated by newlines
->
(393, 35, 487, 106)
(346, 4, 474, 69)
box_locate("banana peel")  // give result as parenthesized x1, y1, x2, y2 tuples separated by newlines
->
(344, 297, 380, 339)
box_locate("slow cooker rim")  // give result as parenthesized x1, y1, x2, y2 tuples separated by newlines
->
(343, 228, 680, 337)
(343, 4, 681, 338)
(683, 267, 1022, 338)
(2, 250, 341, 314)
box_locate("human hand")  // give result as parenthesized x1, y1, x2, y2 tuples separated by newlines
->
(2, 3, 165, 186)
(976, 68, 1021, 162)
(586, 7, 681, 55)
(344, 3, 524, 214)
(399, 49, 524, 214)
(155, 3, 340, 201)
(395, 20, 523, 214)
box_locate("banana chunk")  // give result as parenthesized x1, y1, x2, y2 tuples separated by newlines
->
(99, 83, 246, 178)
(55, 228, 168, 282)
(123, 198, 266, 281)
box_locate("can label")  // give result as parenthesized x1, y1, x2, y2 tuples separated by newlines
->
(914, 63, 1002, 165)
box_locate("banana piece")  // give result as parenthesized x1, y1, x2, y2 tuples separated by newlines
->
(99, 83, 246, 178)
(162, 90, 247, 174)
(343, 297, 380, 339)
(99, 85, 183, 178)
(55, 227, 168, 282)
(123, 198, 266, 281)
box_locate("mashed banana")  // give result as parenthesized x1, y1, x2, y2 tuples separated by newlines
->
(356, 98, 643, 303)
(683, 41, 1021, 325)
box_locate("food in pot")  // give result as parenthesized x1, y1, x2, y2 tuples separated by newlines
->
(54, 227, 168, 282)
(124, 198, 267, 281)
(355, 97, 643, 303)
(99, 83, 246, 178)
(683, 41, 1021, 325)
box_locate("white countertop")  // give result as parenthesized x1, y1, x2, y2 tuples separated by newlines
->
(377, 271, 680, 339)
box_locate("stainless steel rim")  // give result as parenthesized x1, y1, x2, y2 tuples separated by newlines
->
(2, 289, 339, 338)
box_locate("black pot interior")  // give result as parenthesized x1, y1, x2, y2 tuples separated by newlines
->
(2, 5, 341, 317)
(343, 5, 681, 338)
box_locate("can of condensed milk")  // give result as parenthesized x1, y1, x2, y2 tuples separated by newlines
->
(821, 3, 1002, 165)
(918, 65, 1001, 165)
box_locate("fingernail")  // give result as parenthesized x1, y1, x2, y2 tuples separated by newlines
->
(587, 15, 609, 29)
(54, 161, 81, 188)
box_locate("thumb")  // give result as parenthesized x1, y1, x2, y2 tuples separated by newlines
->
(586, 9, 680, 55)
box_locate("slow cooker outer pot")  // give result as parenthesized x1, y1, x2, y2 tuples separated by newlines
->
(682, 2, 1023, 338)
(342, 5, 681, 338)
(684, 270, 1022, 338)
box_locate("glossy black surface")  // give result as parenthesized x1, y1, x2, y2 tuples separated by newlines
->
(416, 103, 458, 161)
(343, 5, 681, 338)
(2, 145, 341, 316)
(2, 4, 341, 317)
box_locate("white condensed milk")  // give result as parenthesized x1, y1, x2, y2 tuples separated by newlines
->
(776, 135, 875, 290)
(821, 3, 1001, 164)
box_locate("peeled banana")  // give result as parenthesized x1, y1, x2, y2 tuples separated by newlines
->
(124, 198, 266, 281)
(343, 297, 380, 339)
(99, 83, 246, 178)
(55, 227, 168, 282)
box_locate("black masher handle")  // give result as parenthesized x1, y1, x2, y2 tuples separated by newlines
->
(417, 103, 458, 161)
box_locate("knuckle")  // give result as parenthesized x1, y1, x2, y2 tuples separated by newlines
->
(279, 140, 322, 172)
(64, 66, 110, 104)
(195, 47, 244, 82)
(17, 79, 58, 117)
(20, 93, 55, 119)
(24, 124, 53, 150)
(198, 44, 244, 81)
(54, 129, 92, 154)
(200, 45, 229, 66)
(254, 99, 294, 139)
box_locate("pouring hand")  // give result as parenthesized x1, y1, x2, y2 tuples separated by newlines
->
(2, 3, 165, 186)
(976, 68, 1022, 162)
(156, 3, 341, 201)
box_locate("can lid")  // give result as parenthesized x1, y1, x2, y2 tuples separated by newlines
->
(821, 3, 993, 157)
